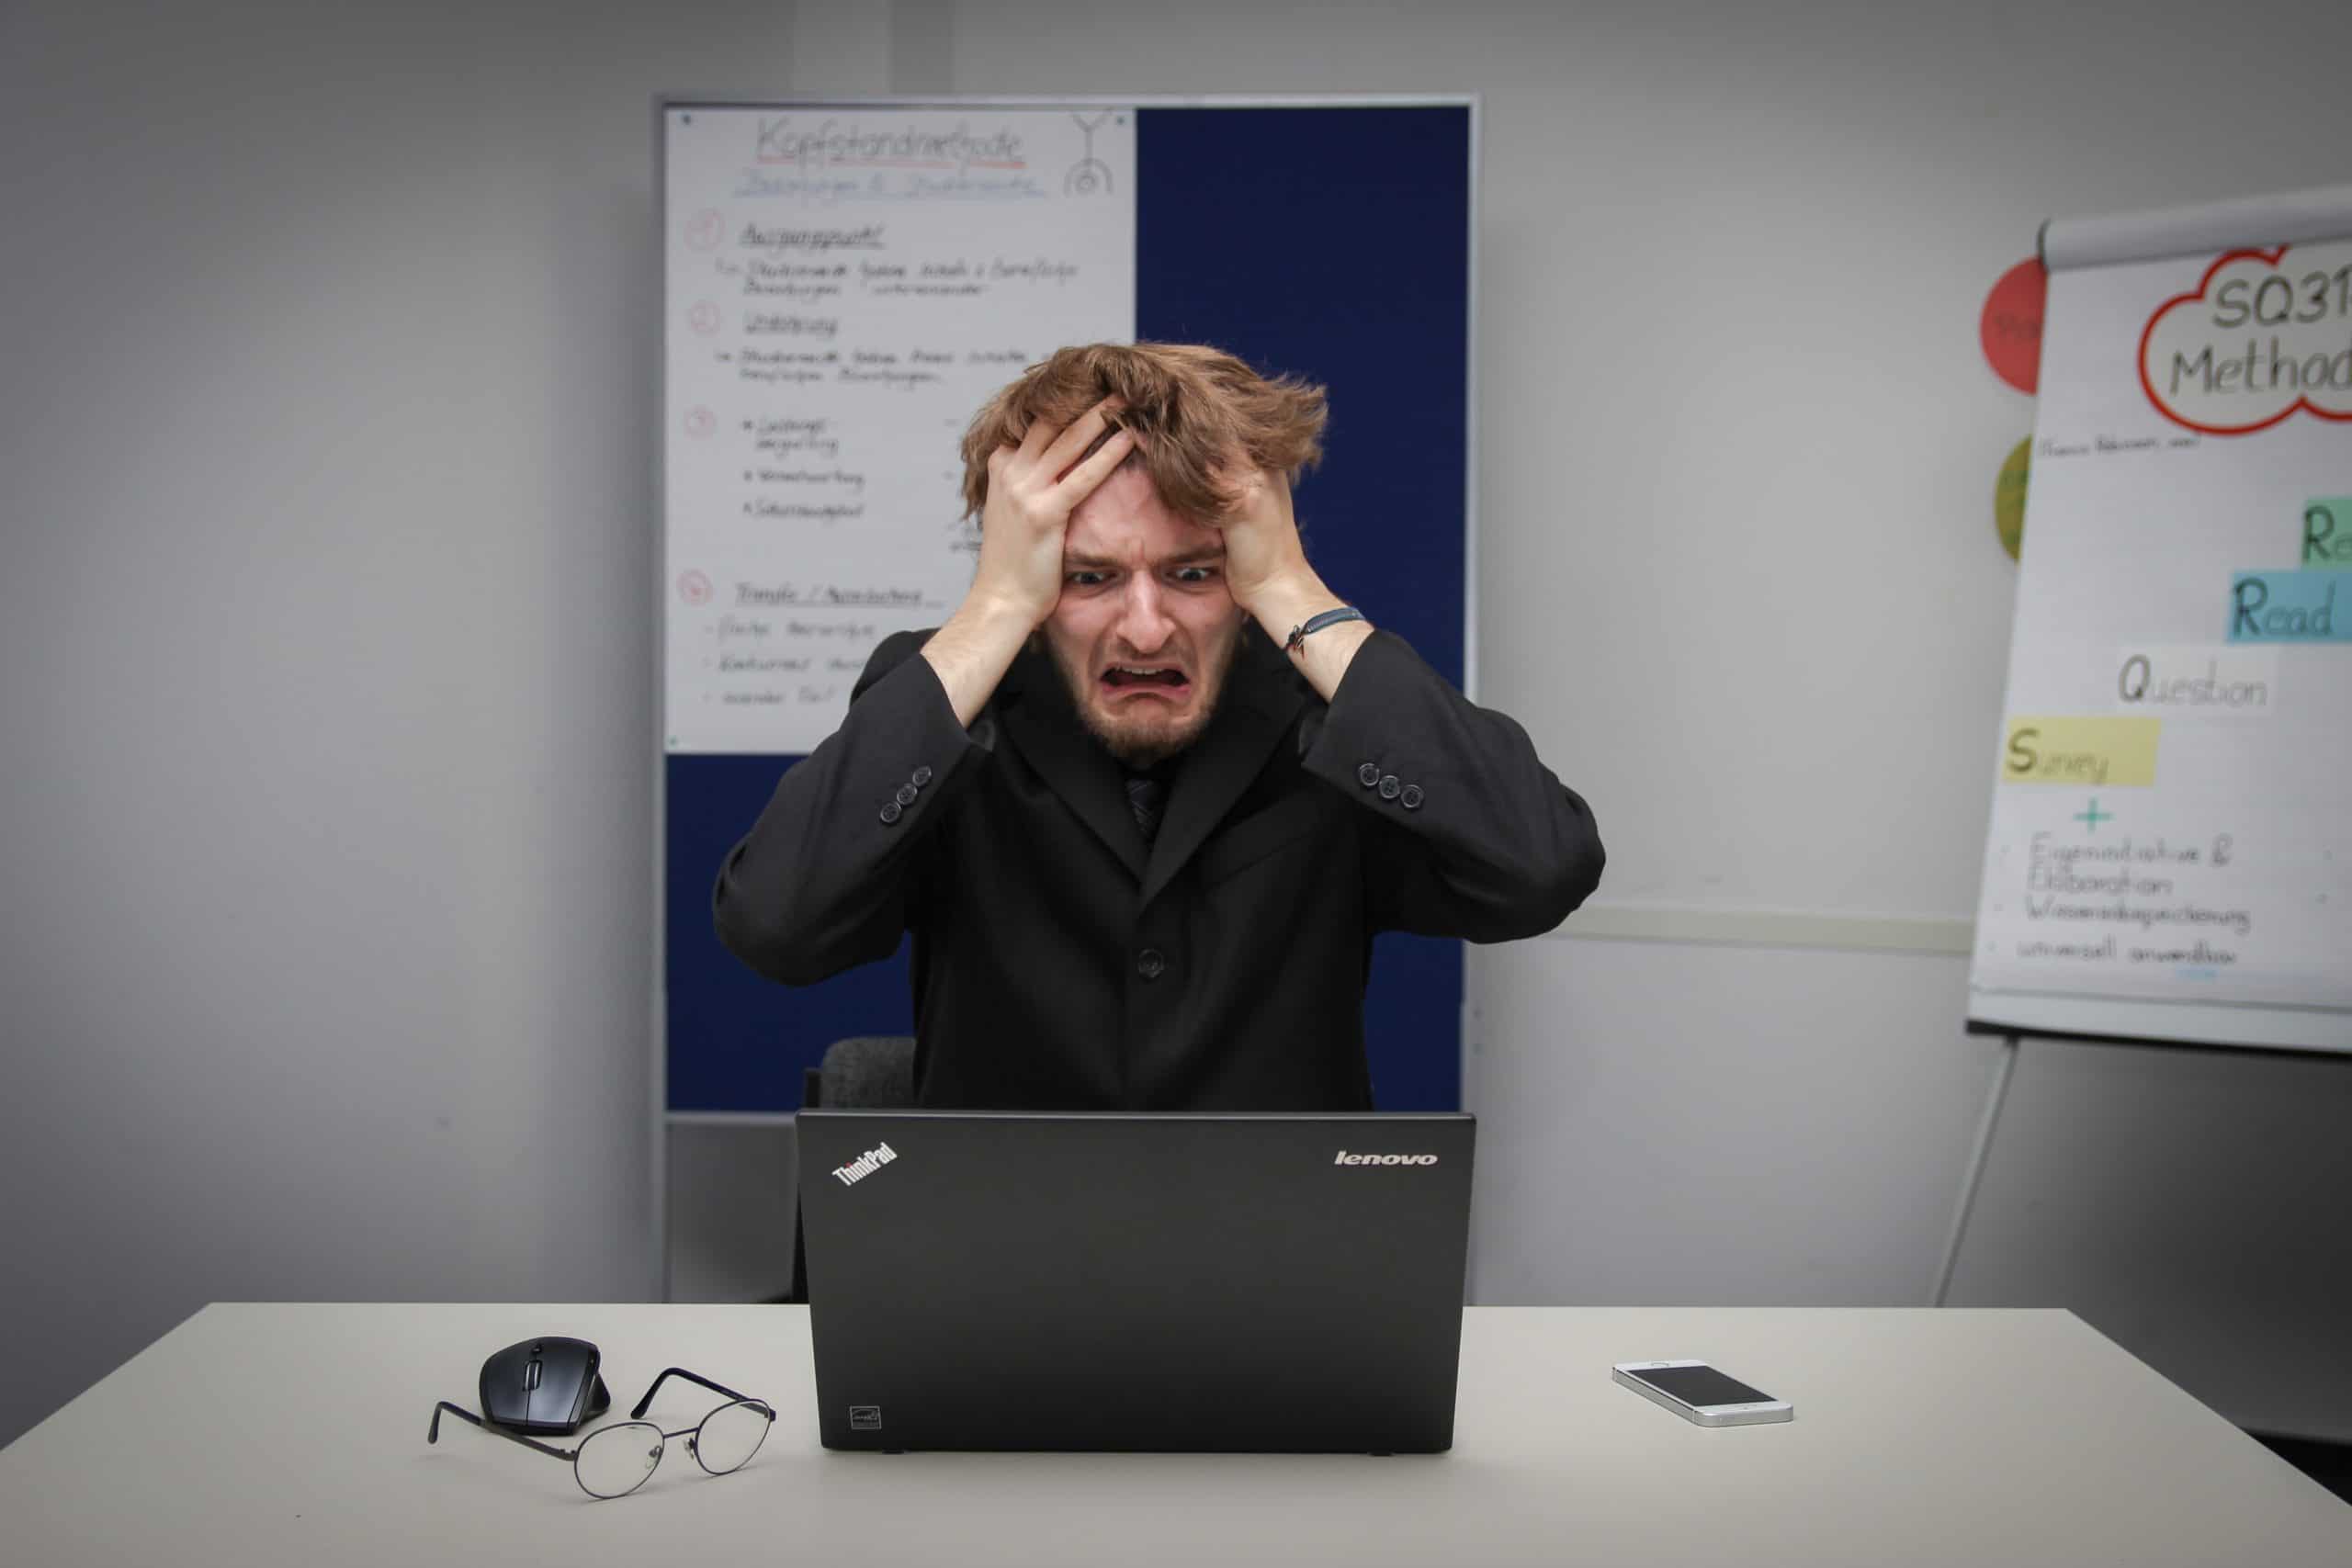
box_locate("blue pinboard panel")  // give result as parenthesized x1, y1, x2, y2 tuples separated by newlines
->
(665, 752, 913, 1111)
(1136, 104, 1470, 1112)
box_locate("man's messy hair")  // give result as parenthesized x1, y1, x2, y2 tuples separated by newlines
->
(959, 342, 1327, 524)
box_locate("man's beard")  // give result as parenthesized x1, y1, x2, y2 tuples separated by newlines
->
(1056, 637, 1240, 767)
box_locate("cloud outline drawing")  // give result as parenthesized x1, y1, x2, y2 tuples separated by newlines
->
(2137, 244, 2352, 437)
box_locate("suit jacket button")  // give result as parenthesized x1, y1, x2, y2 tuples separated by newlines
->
(1136, 948, 1166, 981)
(1378, 774, 1401, 800)
(911, 765, 933, 786)
(1400, 784, 1424, 810)
(1357, 761, 1381, 788)
(894, 783, 919, 807)
(878, 801, 903, 825)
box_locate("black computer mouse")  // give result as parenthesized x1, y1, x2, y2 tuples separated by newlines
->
(479, 1337, 611, 1435)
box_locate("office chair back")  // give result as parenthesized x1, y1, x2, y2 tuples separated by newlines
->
(789, 1035, 915, 1302)
(811, 1034, 916, 1111)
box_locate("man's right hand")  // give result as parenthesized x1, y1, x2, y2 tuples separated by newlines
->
(970, 396, 1135, 628)
(922, 397, 1135, 728)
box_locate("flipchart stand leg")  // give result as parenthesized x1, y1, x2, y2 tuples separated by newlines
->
(1935, 1033, 2022, 1307)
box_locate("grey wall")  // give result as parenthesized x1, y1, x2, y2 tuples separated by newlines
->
(0, 0, 804, 1446)
(5, 0, 2348, 1450)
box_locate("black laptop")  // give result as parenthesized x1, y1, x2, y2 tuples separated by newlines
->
(795, 1110, 1476, 1453)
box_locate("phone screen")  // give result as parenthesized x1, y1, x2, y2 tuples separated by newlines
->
(1626, 1364, 1774, 1406)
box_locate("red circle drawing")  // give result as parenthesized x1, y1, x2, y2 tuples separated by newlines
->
(1980, 258, 2046, 393)
(684, 407, 715, 438)
(688, 302, 722, 336)
(677, 570, 713, 606)
(685, 210, 724, 251)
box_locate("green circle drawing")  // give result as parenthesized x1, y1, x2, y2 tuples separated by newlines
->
(1995, 437, 2030, 560)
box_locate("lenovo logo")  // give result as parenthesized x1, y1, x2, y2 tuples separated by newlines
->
(1333, 1151, 1439, 1167)
(832, 1142, 899, 1187)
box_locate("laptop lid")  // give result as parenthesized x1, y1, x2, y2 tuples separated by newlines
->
(796, 1111, 1475, 1453)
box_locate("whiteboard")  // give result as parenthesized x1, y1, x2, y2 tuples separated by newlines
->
(1968, 186, 2352, 1054)
(662, 104, 1136, 752)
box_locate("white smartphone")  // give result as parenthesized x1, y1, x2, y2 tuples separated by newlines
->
(1611, 1360, 1792, 1427)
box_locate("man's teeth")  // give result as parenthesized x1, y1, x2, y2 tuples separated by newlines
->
(1105, 665, 1185, 687)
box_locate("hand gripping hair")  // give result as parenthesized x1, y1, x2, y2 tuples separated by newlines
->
(959, 343, 1328, 525)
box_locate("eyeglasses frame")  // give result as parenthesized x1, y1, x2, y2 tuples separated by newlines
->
(429, 1365, 776, 1498)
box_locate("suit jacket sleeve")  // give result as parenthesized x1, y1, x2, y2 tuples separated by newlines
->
(1300, 629, 1604, 942)
(711, 629, 985, 985)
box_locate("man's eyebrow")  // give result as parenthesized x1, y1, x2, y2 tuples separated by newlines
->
(1060, 547, 1227, 570)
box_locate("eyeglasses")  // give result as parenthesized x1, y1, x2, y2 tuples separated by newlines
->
(431, 1366, 775, 1499)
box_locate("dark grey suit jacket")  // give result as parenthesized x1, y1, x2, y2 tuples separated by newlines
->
(713, 623, 1602, 1109)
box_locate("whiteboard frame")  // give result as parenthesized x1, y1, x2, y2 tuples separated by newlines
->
(2039, 181, 2352, 272)
(1967, 992, 2350, 1055)
(652, 94, 1482, 1298)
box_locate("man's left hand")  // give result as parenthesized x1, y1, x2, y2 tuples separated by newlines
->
(1217, 468, 1317, 619)
(1217, 468, 1373, 699)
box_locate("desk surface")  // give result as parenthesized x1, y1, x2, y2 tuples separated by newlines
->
(2, 1303, 2342, 1566)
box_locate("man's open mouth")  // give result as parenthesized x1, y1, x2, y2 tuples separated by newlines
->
(1100, 664, 1191, 699)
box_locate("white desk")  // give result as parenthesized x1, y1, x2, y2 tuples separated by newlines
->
(2, 1304, 2342, 1565)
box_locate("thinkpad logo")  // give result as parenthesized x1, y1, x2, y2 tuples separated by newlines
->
(832, 1142, 899, 1187)
(1333, 1150, 1439, 1167)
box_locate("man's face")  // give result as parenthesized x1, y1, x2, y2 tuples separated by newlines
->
(1043, 462, 1247, 766)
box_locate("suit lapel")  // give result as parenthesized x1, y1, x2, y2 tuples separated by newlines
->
(997, 629, 1310, 897)
(1000, 649, 1148, 882)
(1141, 630, 1308, 906)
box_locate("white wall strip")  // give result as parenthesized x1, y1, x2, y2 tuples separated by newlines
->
(667, 1111, 799, 1128)
(1553, 906, 1974, 957)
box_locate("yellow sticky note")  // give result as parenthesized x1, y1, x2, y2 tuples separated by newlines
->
(1999, 716, 2160, 786)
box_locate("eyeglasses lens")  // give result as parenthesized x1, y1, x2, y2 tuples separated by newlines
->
(574, 1422, 664, 1499)
(693, 1400, 774, 1475)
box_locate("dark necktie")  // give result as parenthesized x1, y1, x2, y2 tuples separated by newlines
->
(1125, 774, 1167, 842)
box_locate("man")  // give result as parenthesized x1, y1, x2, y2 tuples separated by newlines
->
(714, 343, 1602, 1109)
